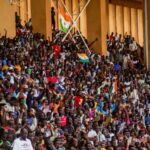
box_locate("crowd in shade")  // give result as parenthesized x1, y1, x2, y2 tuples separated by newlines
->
(0, 20, 150, 150)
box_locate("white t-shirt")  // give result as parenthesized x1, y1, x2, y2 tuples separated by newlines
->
(129, 43, 135, 51)
(87, 129, 98, 145)
(97, 132, 106, 142)
(12, 138, 33, 150)
(61, 52, 66, 60)
(123, 56, 128, 69)
(88, 129, 97, 138)
(115, 36, 119, 41)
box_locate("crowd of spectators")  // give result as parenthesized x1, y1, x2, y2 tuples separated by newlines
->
(0, 21, 149, 150)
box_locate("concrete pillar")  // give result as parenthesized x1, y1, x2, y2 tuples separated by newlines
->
(87, 0, 108, 55)
(80, 0, 87, 38)
(31, 0, 52, 40)
(144, 0, 150, 69)
(65, 0, 72, 15)
(100, 0, 109, 55)
(131, 8, 138, 41)
(27, 0, 31, 20)
(72, 0, 80, 31)
(0, 0, 16, 38)
(52, 0, 58, 29)
(124, 7, 131, 35)
(109, 4, 116, 34)
(20, 0, 28, 25)
(14, 4, 20, 15)
(116, 5, 124, 36)
(137, 9, 144, 47)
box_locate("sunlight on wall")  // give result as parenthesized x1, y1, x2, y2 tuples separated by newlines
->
(109, 4, 144, 46)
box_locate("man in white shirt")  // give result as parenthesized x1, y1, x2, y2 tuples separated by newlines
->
(123, 55, 129, 70)
(97, 131, 106, 142)
(129, 40, 138, 52)
(87, 125, 98, 145)
(12, 128, 33, 150)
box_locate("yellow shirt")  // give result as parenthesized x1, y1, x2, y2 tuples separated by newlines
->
(2, 65, 9, 71)
(100, 148, 106, 150)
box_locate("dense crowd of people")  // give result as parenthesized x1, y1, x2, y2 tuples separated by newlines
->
(0, 20, 149, 150)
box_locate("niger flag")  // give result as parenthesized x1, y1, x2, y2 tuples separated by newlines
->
(77, 53, 89, 63)
(58, 3, 72, 33)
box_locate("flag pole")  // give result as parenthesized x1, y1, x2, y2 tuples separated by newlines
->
(60, 0, 90, 53)
(62, 0, 91, 43)
(51, 0, 79, 49)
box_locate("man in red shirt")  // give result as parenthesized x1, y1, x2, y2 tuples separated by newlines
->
(52, 44, 61, 59)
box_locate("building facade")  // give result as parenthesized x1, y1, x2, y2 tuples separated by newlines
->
(0, 0, 149, 68)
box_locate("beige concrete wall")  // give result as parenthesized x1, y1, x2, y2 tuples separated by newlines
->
(123, 7, 131, 35)
(52, 0, 58, 29)
(109, 4, 116, 33)
(145, 0, 150, 69)
(13, 4, 20, 15)
(143, 0, 150, 70)
(0, 0, 16, 38)
(87, 0, 101, 53)
(65, 0, 72, 15)
(45, 0, 52, 39)
(137, 9, 144, 46)
(131, 8, 138, 41)
(109, 0, 142, 9)
(143, 0, 150, 69)
(27, 0, 31, 20)
(31, 0, 52, 39)
(13, 0, 31, 23)
(116, 5, 124, 35)
(72, 0, 80, 31)
(87, 0, 108, 54)
(100, 0, 109, 55)
(80, 0, 87, 38)
(20, 0, 28, 25)
(108, 2, 144, 44)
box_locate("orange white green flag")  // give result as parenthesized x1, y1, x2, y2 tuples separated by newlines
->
(77, 53, 89, 63)
(58, 4, 72, 33)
